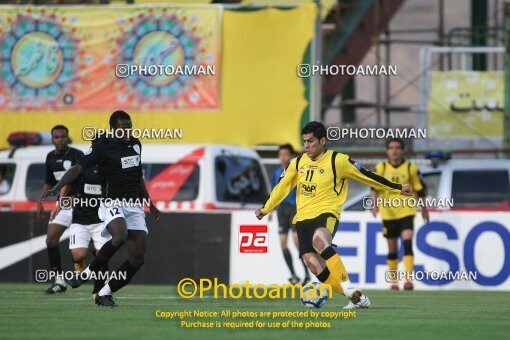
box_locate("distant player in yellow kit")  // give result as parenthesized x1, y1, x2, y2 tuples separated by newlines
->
(371, 138, 429, 291)
(255, 122, 412, 309)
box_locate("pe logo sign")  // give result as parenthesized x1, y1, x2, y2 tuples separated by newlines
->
(239, 225, 268, 254)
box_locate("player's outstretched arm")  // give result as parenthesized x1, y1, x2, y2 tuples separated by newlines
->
(340, 156, 412, 196)
(44, 165, 83, 199)
(255, 158, 298, 220)
(139, 177, 160, 222)
(370, 189, 379, 217)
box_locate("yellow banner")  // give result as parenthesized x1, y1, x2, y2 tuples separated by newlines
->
(428, 72, 504, 137)
(0, 4, 316, 150)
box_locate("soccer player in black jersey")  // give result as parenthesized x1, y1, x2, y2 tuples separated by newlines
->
(45, 111, 160, 307)
(36, 125, 83, 294)
(67, 139, 111, 301)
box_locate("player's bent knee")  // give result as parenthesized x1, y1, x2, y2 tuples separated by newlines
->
(111, 234, 127, 248)
(304, 259, 319, 276)
(312, 235, 325, 254)
(72, 255, 85, 263)
(303, 255, 322, 276)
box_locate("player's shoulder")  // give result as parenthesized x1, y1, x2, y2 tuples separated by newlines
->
(45, 150, 55, 159)
(83, 137, 108, 155)
(375, 161, 385, 171)
(332, 151, 349, 162)
(69, 146, 84, 156)
(407, 160, 420, 172)
(130, 136, 141, 145)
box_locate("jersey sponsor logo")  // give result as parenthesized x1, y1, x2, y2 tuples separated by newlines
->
(63, 160, 72, 170)
(84, 183, 102, 195)
(133, 144, 141, 155)
(239, 225, 268, 253)
(308, 165, 318, 169)
(300, 182, 317, 196)
(53, 171, 66, 181)
(121, 155, 140, 169)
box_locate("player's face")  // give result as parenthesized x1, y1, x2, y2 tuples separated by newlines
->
(112, 118, 132, 143)
(51, 129, 69, 153)
(302, 133, 325, 159)
(387, 141, 403, 162)
(278, 149, 292, 167)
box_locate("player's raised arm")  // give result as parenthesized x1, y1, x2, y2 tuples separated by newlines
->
(45, 141, 104, 199)
(44, 165, 83, 199)
(339, 155, 412, 196)
(255, 158, 298, 219)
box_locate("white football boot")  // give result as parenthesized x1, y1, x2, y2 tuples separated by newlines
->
(343, 287, 371, 309)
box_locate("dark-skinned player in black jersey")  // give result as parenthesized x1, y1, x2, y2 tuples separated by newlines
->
(44, 111, 160, 307)
(36, 125, 84, 294)
(67, 139, 111, 301)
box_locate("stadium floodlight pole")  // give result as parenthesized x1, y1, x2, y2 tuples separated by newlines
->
(505, 0, 510, 158)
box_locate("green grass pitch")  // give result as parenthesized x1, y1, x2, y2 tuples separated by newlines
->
(0, 283, 509, 340)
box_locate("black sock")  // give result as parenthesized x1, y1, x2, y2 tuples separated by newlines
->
(282, 249, 295, 276)
(47, 245, 62, 274)
(108, 260, 142, 293)
(89, 240, 119, 273)
(301, 259, 309, 278)
(92, 264, 109, 294)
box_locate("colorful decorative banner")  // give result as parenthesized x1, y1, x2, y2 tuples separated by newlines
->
(428, 72, 504, 137)
(0, 4, 316, 151)
(0, 5, 221, 111)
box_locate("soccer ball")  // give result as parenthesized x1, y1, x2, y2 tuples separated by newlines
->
(300, 282, 328, 308)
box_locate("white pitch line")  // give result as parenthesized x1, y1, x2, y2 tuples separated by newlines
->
(50, 296, 215, 301)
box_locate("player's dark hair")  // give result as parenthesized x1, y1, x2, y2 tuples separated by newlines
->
(51, 125, 69, 136)
(386, 138, 405, 150)
(278, 143, 294, 154)
(109, 110, 131, 128)
(301, 121, 327, 140)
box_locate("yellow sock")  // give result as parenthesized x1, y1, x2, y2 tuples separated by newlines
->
(403, 255, 414, 280)
(74, 260, 86, 273)
(387, 258, 398, 284)
(316, 267, 344, 295)
(320, 247, 350, 294)
(324, 271, 344, 295)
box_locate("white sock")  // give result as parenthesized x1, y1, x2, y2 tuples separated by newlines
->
(55, 274, 66, 286)
(98, 283, 112, 297)
(340, 279, 354, 292)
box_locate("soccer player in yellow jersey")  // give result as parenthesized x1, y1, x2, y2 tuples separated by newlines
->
(371, 138, 429, 291)
(255, 122, 412, 309)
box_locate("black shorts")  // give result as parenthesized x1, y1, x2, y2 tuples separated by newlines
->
(295, 213, 339, 257)
(277, 203, 296, 234)
(382, 215, 414, 239)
